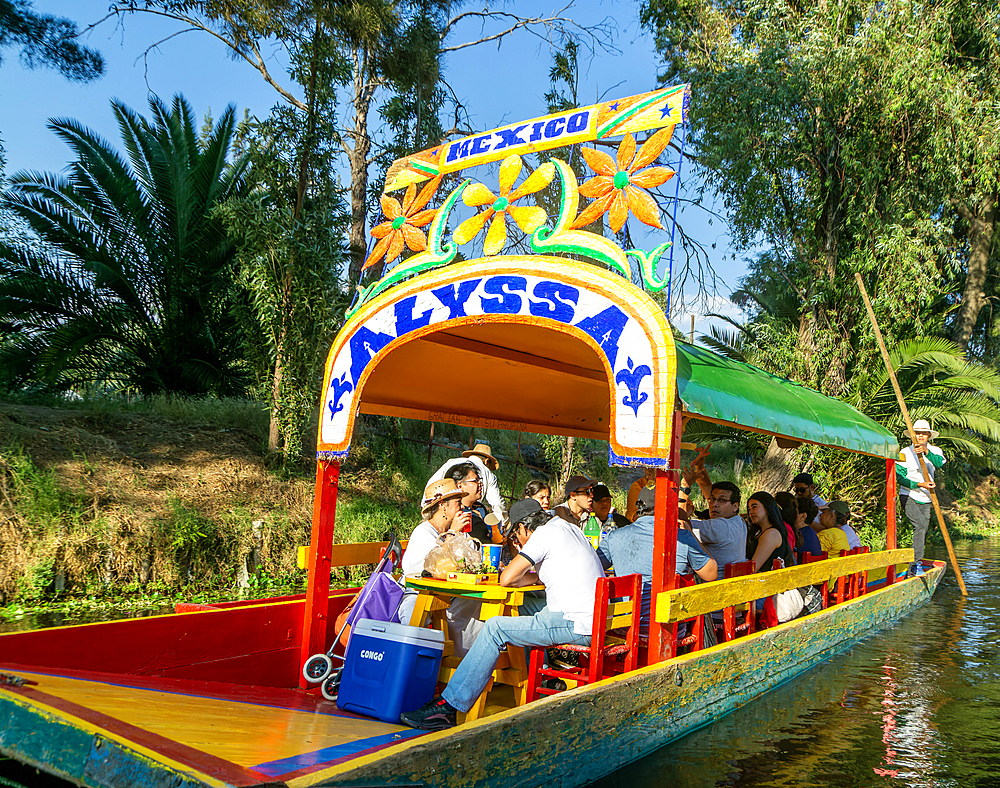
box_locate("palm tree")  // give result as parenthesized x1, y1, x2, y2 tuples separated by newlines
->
(0, 95, 252, 395)
(847, 336, 1000, 459)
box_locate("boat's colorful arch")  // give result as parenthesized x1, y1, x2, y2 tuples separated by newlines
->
(317, 257, 677, 466)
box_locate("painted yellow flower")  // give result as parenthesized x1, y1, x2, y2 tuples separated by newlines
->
(571, 129, 675, 233)
(365, 176, 441, 271)
(453, 154, 555, 255)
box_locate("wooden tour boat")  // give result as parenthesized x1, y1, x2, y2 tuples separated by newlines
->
(0, 86, 943, 788)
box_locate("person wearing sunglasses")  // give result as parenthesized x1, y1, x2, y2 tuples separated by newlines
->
(791, 472, 827, 510)
(444, 462, 498, 545)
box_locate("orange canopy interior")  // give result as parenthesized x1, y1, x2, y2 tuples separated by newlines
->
(356, 321, 612, 439)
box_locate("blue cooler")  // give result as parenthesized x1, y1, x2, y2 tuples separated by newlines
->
(337, 619, 445, 722)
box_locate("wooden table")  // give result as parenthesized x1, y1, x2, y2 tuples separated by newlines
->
(404, 576, 545, 722)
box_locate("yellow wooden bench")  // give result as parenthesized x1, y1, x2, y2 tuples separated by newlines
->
(297, 540, 410, 570)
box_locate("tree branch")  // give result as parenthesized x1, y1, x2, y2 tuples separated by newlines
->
(102, 6, 307, 110)
(441, 5, 617, 56)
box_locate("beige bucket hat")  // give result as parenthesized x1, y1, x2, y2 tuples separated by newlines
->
(462, 443, 499, 471)
(421, 478, 465, 516)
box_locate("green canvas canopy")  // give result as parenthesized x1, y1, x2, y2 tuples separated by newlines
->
(676, 344, 898, 459)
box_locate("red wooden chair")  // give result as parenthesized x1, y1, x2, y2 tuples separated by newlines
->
(801, 552, 829, 608)
(675, 573, 704, 653)
(526, 573, 642, 701)
(719, 561, 755, 641)
(840, 546, 870, 599)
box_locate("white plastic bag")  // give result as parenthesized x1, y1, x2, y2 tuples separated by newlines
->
(423, 532, 483, 579)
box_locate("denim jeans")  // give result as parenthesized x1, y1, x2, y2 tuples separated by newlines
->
(441, 602, 591, 713)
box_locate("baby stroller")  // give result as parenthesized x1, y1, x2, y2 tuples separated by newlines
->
(301, 534, 405, 700)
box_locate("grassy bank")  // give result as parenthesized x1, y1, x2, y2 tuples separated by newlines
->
(0, 397, 619, 626)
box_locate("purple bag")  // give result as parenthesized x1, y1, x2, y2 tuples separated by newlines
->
(346, 571, 405, 628)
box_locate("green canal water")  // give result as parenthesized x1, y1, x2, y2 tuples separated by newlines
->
(593, 538, 1000, 788)
(2, 540, 998, 787)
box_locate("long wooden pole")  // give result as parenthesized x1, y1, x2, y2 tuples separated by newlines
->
(855, 273, 967, 595)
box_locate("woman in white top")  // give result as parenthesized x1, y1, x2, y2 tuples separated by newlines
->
(399, 477, 484, 655)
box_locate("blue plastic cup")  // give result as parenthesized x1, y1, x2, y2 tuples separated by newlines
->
(482, 544, 502, 570)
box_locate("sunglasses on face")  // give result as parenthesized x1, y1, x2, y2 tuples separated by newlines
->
(793, 487, 808, 494)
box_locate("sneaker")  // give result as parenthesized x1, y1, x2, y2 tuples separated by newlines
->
(400, 696, 457, 730)
(906, 562, 918, 578)
(540, 678, 567, 692)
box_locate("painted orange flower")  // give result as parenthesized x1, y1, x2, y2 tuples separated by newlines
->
(453, 155, 555, 255)
(571, 128, 676, 233)
(365, 176, 442, 271)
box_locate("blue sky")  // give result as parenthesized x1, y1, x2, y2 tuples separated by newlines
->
(0, 1, 747, 335)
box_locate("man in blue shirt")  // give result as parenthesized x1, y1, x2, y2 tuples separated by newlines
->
(596, 514, 717, 635)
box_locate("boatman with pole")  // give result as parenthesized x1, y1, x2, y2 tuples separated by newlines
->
(896, 420, 945, 578)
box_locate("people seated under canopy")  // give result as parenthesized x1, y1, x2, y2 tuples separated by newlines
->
(553, 475, 595, 529)
(774, 491, 803, 560)
(399, 477, 485, 655)
(814, 501, 851, 555)
(443, 462, 499, 544)
(789, 496, 822, 561)
(746, 492, 796, 572)
(681, 479, 747, 570)
(792, 472, 827, 510)
(428, 443, 507, 525)
(522, 479, 551, 511)
(400, 499, 605, 731)
(597, 495, 716, 636)
(591, 484, 631, 529)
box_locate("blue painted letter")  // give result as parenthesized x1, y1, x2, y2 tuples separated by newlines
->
(529, 281, 578, 323)
(576, 305, 629, 366)
(481, 276, 526, 314)
(349, 326, 395, 386)
(433, 279, 482, 319)
(394, 295, 433, 336)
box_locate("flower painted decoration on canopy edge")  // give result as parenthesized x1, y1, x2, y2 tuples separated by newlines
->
(365, 176, 442, 270)
(453, 154, 556, 255)
(571, 128, 676, 234)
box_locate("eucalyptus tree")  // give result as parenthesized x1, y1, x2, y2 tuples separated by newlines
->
(0, 96, 253, 395)
(100, 1, 614, 279)
(639, 0, 975, 396)
(0, 0, 103, 81)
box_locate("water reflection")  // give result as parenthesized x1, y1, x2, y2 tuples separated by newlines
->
(0, 604, 174, 634)
(592, 540, 1000, 788)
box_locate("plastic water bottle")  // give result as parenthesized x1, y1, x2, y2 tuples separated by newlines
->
(584, 514, 601, 549)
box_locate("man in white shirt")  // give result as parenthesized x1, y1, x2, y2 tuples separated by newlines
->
(401, 500, 604, 730)
(428, 443, 507, 525)
(896, 419, 946, 576)
(840, 519, 862, 550)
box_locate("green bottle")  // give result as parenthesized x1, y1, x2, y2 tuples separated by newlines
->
(584, 514, 601, 549)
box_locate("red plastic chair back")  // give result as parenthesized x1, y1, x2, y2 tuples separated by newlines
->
(526, 573, 642, 701)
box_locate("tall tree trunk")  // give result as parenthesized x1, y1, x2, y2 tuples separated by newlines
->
(269, 18, 321, 454)
(952, 192, 998, 354)
(754, 438, 798, 493)
(347, 47, 375, 282)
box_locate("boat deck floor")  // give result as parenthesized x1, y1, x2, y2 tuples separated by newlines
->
(0, 663, 456, 786)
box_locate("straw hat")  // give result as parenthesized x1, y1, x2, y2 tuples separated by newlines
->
(421, 478, 465, 516)
(462, 443, 499, 471)
(911, 419, 939, 439)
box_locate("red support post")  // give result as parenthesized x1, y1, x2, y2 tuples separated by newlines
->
(649, 410, 683, 664)
(299, 459, 340, 688)
(885, 456, 897, 584)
